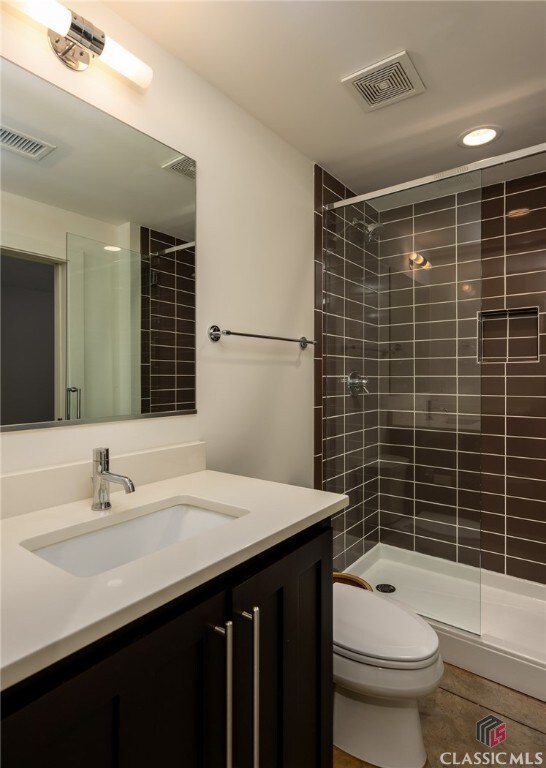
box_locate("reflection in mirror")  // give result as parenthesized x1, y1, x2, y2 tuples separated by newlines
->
(0, 59, 196, 429)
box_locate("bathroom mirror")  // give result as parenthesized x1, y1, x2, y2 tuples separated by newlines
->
(0, 59, 196, 429)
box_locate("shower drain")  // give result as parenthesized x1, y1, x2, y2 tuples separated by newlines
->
(376, 583, 396, 593)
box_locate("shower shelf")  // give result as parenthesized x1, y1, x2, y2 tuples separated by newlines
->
(478, 307, 539, 363)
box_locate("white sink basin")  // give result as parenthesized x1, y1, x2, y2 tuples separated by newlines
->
(22, 497, 247, 577)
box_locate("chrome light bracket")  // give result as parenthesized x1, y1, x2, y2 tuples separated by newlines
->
(48, 12, 105, 73)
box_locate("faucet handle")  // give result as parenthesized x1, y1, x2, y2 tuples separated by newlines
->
(342, 372, 370, 396)
(93, 447, 109, 469)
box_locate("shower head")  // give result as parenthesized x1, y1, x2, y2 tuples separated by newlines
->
(363, 222, 383, 242)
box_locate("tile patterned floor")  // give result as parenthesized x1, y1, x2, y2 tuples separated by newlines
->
(333, 663, 546, 768)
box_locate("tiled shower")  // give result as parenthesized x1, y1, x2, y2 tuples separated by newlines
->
(314, 158, 546, 588)
(140, 226, 196, 415)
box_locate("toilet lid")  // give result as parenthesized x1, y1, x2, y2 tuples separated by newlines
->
(333, 583, 439, 664)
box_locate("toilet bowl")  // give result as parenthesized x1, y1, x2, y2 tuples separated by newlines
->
(333, 582, 444, 768)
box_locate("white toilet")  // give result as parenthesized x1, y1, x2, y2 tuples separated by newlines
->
(333, 582, 444, 768)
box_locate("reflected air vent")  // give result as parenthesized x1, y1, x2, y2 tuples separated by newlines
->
(0, 125, 56, 161)
(162, 154, 196, 179)
(342, 51, 425, 112)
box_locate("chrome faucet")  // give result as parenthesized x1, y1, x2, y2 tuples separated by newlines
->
(92, 447, 135, 511)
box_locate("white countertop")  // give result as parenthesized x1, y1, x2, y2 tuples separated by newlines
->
(1, 470, 347, 690)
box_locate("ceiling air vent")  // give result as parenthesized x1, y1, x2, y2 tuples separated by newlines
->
(162, 154, 196, 180)
(342, 51, 425, 112)
(0, 125, 56, 161)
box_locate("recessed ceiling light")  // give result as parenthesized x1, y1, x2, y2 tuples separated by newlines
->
(458, 126, 501, 147)
(104, 245, 121, 252)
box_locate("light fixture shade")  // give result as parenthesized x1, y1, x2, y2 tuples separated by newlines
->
(101, 37, 153, 89)
(10, 0, 71, 37)
(6, 0, 153, 89)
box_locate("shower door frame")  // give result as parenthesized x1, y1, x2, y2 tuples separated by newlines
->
(324, 142, 546, 212)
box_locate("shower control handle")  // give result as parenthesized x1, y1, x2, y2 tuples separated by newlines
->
(342, 372, 370, 396)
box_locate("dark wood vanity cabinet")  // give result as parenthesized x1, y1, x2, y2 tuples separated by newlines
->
(1, 524, 333, 768)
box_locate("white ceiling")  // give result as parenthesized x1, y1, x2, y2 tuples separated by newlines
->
(106, 0, 546, 195)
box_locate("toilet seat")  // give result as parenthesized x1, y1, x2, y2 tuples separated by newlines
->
(333, 582, 439, 669)
(334, 643, 440, 670)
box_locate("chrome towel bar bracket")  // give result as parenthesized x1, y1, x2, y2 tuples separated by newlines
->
(208, 325, 316, 351)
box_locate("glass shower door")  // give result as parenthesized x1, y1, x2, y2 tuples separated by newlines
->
(367, 169, 483, 634)
(66, 234, 141, 421)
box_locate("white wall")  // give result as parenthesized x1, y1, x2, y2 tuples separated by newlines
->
(0, 190, 122, 261)
(0, 3, 314, 488)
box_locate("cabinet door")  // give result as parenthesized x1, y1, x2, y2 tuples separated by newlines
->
(232, 528, 333, 768)
(1, 591, 228, 768)
(119, 590, 228, 768)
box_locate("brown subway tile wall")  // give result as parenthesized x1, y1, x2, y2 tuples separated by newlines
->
(314, 165, 380, 570)
(377, 170, 546, 583)
(316, 165, 546, 582)
(140, 227, 196, 414)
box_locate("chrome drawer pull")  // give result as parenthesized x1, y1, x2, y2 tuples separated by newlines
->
(214, 621, 233, 768)
(242, 607, 260, 768)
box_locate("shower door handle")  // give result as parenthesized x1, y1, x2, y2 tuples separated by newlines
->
(342, 372, 370, 395)
(65, 387, 81, 420)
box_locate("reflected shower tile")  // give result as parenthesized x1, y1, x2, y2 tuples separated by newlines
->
(414, 227, 455, 251)
(507, 229, 546, 254)
(365, 202, 380, 222)
(415, 428, 456, 450)
(457, 201, 481, 224)
(415, 376, 457, 394)
(415, 358, 456, 376)
(414, 208, 455, 233)
(415, 394, 456, 413)
(506, 186, 546, 212)
(380, 235, 414, 259)
(414, 319, 456, 340)
(458, 260, 482, 282)
(381, 528, 414, 551)
(415, 464, 455, 487)
(506, 207, 546, 235)
(458, 187, 482, 205)
(413, 263, 456, 286)
(381, 204, 413, 223)
(481, 236, 504, 259)
(381, 217, 413, 240)
(415, 518, 456, 543)
(481, 217, 504, 239)
(415, 501, 456, 526)
(480, 252, 505, 280)
(414, 194, 455, 215)
(388, 287, 414, 307)
(415, 339, 456, 358)
(381, 510, 414, 534)
(415, 301, 456, 322)
(415, 537, 456, 561)
(456, 241, 481, 263)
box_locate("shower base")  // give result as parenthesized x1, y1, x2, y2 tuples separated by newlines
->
(347, 543, 546, 701)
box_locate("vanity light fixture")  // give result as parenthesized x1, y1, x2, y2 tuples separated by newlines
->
(7, 1, 153, 89)
(458, 126, 501, 148)
(104, 245, 122, 252)
(409, 252, 431, 270)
